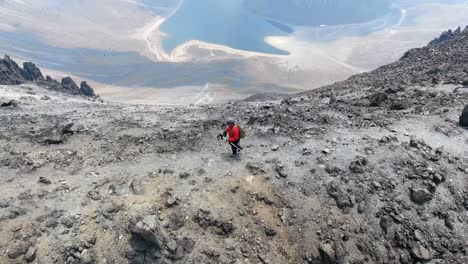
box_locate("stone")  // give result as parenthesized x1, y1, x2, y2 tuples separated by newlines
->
(349, 156, 368, 173)
(246, 162, 266, 175)
(164, 189, 178, 208)
(179, 172, 191, 179)
(130, 179, 145, 195)
(371, 181, 382, 189)
(410, 188, 433, 204)
(168, 210, 185, 231)
(414, 229, 424, 241)
(329, 91, 337, 104)
(129, 216, 166, 263)
(460, 104, 468, 127)
(390, 100, 410, 110)
(79, 249, 93, 264)
(162, 168, 174, 174)
(61, 216, 74, 228)
(461, 76, 468, 86)
(368, 92, 388, 107)
(62, 123, 85, 134)
(0, 198, 9, 208)
(38, 177, 52, 185)
(432, 174, 445, 184)
(411, 245, 432, 261)
(45, 218, 58, 228)
(445, 217, 455, 230)
(24, 246, 36, 262)
(319, 241, 336, 263)
(0, 99, 18, 108)
(322, 148, 332, 154)
(325, 164, 343, 175)
(275, 164, 288, 178)
(87, 190, 102, 201)
(271, 145, 280, 151)
(379, 216, 391, 234)
(264, 227, 277, 237)
(38, 126, 65, 144)
(302, 148, 312, 155)
(102, 202, 121, 214)
(7, 242, 29, 259)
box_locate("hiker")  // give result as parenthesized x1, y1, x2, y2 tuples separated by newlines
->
(223, 118, 242, 156)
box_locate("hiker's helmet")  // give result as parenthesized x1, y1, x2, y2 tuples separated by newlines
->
(226, 118, 235, 126)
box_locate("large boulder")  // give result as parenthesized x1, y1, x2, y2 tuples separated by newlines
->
(460, 105, 468, 127)
(128, 215, 194, 263)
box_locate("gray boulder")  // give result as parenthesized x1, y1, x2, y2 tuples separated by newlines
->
(129, 216, 166, 264)
(130, 179, 145, 195)
(410, 188, 433, 205)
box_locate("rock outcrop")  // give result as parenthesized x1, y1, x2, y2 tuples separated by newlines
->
(80, 81, 95, 97)
(429, 26, 468, 46)
(0, 55, 25, 85)
(22, 62, 44, 81)
(0, 55, 96, 97)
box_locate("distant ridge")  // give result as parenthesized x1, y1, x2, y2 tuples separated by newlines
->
(307, 25, 468, 96)
(429, 26, 468, 46)
(0, 55, 96, 97)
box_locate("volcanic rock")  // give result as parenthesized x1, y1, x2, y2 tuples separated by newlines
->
(0, 55, 25, 85)
(410, 188, 433, 205)
(246, 162, 266, 175)
(0, 99, 18, 108)
(130, 179, 145, 195)
(22, 62, 44, 81)
(80, 81, 96, 97)
(24, 246, 36, 262)
(38, 177, 52, 185)
(411, 245, 433, 261)
(7, 242, 29, 259)
(460, 105, 468, 127)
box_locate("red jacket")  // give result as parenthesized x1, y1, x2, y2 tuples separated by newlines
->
(226, 125, 240, 142)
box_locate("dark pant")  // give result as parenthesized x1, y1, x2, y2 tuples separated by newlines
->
(230, 140, 241, 155)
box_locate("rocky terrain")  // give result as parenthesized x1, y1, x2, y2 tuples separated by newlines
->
(0, 27, 468, 264)
(0, 55, 96, 97)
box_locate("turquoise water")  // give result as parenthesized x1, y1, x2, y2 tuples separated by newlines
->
(159, 0, 290, 55)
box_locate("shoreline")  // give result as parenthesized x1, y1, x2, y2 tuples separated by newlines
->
(134, 0, 287, 63)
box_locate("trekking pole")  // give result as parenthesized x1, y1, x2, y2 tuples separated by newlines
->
(229, 142, 243, 151)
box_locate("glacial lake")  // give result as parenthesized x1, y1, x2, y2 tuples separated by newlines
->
(159, 0, 291, 55)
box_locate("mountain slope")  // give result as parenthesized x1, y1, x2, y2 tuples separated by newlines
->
(0, 28, 467, 264)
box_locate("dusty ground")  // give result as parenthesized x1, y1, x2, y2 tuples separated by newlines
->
(0, 74, 467, 264)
